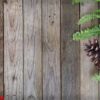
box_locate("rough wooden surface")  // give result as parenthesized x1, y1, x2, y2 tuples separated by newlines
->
(24, 0, 42, 100)
(4, 0, 23, 99)
(61, 0, 80, 100)
(0, 0, 99, 99)
(0, 0, 4, 96)
(80, 3, 98, 100)
(42, 0, 61, 100)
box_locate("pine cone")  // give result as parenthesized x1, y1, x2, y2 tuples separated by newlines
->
(84, 39, 100, 71)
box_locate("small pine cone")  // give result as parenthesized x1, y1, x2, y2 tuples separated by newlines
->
(84, 39, 100, 71)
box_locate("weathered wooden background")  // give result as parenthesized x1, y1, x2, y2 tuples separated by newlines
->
(0, 0, 99, 100)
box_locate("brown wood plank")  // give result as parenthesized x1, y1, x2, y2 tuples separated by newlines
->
(80, 3, 98, 100)
(23, 0, 42, 100)
(0, 0, 4, 96)
(61, 0, 80, 100)
(42, 0, 61, 100)
(4, 0, 23, 99)
(98, 3, 100, 100)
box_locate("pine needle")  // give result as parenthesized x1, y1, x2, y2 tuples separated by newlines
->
(73, 25, 100, 40)
(78, 9, 100, 25)
(92, 73, 100, 81)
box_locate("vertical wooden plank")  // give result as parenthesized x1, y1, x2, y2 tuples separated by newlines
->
(4, 0, 23, 99)
(0, 0, 4, 96)
(42, 0, 61, 100)
(97, 3, 100, 100)
(61, 0, 80, 100)
(23, 0, 42, 100)
(80, 3, 98, 100)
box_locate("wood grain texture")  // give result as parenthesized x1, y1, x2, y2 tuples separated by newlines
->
(80, 3, 98, 100)
(42, 0, 61, 100)
(23, 0, 42, 100)
(61, 0, 80, 100)
(0, 0, 4, 96)
(98, 3, 100, 100)
(4, 0, 23, 99)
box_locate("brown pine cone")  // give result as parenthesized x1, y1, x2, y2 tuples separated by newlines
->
(84, 39, 100, 71)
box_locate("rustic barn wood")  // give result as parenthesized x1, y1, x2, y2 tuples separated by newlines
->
(42, 0, 61, 100)
(80, 3, 98, 100)
(0, 0, 4, 96)
(0, 0, 99, 99)
(23, 0, 42, 100)
(4, 0, 23, 99)
(61, 0, 80, 100)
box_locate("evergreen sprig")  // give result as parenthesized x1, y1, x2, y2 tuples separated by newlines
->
(73, 25, 100, 40)
(78, 9, 100, 25)
(92, 74, 100, 81)
(72, 0, 100, 81)
(73, 9, 100, 41)
(72, 0, 100, 4)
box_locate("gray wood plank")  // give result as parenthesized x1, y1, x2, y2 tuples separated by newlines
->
(23, 0, 42, 100)
(80, 3, 98, 100)
(42, 0, 61, 100)
(97, 3, 100, 100)
(61, 0, 80, 100)
(0, 0, 4, 96)
(4, 0, 23, 99)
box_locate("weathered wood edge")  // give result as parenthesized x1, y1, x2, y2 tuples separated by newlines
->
(0, 0, 4, 96)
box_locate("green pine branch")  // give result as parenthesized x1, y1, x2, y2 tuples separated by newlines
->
(73, 25, 100, 40)
(72, 0, 100, 81)
(92, 73, 100, 81)
(78, 9, 100, 25)
(73, 10, 100, 41)
(72, 0, 100, 4)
